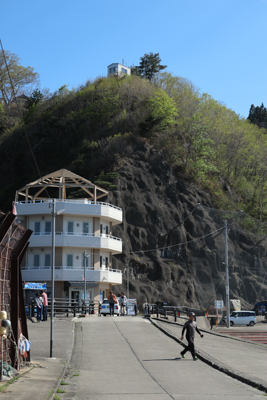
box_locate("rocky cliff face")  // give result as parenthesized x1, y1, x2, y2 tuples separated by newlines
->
(109, 144, 267, 310)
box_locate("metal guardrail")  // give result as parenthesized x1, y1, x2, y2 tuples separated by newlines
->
(26, 299, 99, 318)
(145, 304, 205, 321)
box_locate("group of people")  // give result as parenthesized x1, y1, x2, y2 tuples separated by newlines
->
(34, 290, 48, 322)
(107, 291, 138, 316)
(142, 301, 153, 315)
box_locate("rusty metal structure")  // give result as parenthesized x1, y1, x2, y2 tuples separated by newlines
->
(0, 211, 32, 369)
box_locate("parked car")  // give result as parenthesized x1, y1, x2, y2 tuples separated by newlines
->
(253, 301, 267, 315)
(224, 311, 256, 326)
(100, 299, 119, 316)
(155, 302, 169, 308)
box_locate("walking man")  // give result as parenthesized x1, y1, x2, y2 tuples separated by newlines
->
(118, 292, 127, 316)
(108, 291, 117, 316)
(180, 312, 203, 360)
(41, 290, 48, 321)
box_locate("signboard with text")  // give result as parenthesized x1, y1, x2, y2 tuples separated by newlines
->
(215, 300, 224, 309)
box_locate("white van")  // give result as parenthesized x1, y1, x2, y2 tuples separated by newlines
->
(224, 311, 256, 326)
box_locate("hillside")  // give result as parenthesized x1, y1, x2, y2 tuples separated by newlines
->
(0, 73, 267, 308)
(110, 143, 267, 308)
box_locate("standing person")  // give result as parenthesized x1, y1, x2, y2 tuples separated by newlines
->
(118, 292, 127, 316)
(35, 292, 43, 323)
(41, 290, 48, 321)
(209, 316, 215, 330)
(180, 312, 203, 360)
(134, 301, 138, 316)
(143, 301, 148, 315)
(108, 291, 117, 317)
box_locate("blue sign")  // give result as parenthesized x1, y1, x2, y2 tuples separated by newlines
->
(24, 283, 47, 290)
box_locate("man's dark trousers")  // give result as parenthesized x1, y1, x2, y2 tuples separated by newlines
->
(181, 335, 196, 358)
(109, 303, 114, 316)
(43, 306, 47, 321)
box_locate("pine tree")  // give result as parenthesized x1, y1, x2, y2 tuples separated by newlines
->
(132, 53, 167, 81)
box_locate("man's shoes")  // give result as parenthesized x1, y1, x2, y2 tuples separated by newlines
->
(180, 352, 185, 359)
(193, 356, 198, 361)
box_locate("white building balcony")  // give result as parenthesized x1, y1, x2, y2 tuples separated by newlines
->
(21, 266, 122, 285)
(29, 232, 122, 253)
(16, 199, 122, 225)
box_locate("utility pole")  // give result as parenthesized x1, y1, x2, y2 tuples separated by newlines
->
(127, 266, 129, 300)
(83, 251, 90, 309)
(224, 220, 230, 328)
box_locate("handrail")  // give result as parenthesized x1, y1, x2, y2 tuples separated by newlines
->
(16, 199, 122, 211)
(21, 265, 122, 273)
(31, 232, 122, 241)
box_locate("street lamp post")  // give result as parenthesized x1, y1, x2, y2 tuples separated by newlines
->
(50, 199, 56, 357)
(50, 200, 64, 357)
(83, 250, 90, 310)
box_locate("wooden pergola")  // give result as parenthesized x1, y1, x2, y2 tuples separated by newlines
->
(15, 169, 108, 203)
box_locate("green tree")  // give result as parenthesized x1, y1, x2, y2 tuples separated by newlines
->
(139, 89, 177, 137)
(247, 103, 267, 130)
(0, 50, 39, 106)
(0, 103, 5, 132)
(25, 88, 43, 110)
(132, 53, 167, 81)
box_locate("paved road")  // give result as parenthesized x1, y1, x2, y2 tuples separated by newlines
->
(156, 317, 267, 385)
(71, 317, 264, 400)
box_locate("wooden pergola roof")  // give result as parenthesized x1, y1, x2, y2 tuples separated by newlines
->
(15, 169, 108, 202)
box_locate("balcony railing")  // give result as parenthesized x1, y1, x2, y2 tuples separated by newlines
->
(16, 199, 122, 211)
(21, 265, 121, 274)
(32, 232, 122, 242)
(21, 265, 122, 284)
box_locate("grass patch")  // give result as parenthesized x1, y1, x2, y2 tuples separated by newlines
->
(57, 388, 66, 393)
(60, 381, 70, 385)
(72, 374, 80, 376)
(53, 395, 60, 400)
(0, 375, 19, 392)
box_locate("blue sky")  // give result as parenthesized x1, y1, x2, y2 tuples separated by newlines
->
(1, 0, 267, 119)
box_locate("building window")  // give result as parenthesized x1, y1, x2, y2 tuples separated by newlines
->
(67, 221, 74, 235)
(34, 254, 40, 267)
(83, 222, 89, 235)
(109, 67, 117, 73)
(84, 254, 90, 268)
(121, 67, 127, 74)
(45, 221, 51, 234)
(45, 254, 51, 267)
(100, 225, 109, 235)
(35, 222, 40, 235)
(105, 257, 109, 269)
(100, 256, 102, 269)
(67, 254, 73, 267)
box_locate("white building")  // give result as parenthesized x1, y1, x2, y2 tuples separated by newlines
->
(107, 63, 131, 77)
(15, 169, 122, 305)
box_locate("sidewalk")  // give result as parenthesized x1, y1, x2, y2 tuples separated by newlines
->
(0, 318, 75, 400)
(152, 316, 267, 392)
